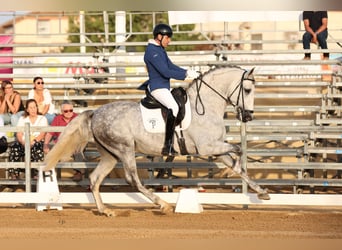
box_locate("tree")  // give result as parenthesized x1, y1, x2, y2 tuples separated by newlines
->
(62, 11, 204, 53)
(62, 12, 116, 53)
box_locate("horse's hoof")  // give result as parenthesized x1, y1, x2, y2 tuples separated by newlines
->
(103, 208, 116, 217)
(257, 192, 271, 200)
(161, 203, 174, 214)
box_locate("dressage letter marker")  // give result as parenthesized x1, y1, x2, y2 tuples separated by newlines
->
(36, 168, 63, 211)
(175, 188, 203, 213)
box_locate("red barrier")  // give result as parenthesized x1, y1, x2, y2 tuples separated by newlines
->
(0, 35, 13, 80)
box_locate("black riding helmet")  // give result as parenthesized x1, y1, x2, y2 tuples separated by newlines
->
(153, 23, 173, 38)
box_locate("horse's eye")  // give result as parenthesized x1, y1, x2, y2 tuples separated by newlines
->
(244, 88, 252, 95)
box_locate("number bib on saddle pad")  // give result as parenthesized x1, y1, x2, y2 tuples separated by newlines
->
(140, 98, 191, 133)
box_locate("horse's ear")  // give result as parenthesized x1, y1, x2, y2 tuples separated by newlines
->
(246, 67, 255, 76)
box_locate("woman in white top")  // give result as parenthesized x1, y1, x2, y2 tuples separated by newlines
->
(8, 99, 48, 179)
(28, 76, 55, 124)
(16, 99, 48, 146)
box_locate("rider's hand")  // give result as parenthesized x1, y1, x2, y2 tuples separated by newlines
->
(187, 69, 200, 79)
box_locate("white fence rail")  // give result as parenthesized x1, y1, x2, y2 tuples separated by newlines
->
(0, 192, 341, 207)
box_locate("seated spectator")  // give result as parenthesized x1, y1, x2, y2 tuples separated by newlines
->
(0, 116, 8, 154)
(8, 99, 48, 179)
(302, 11, 329, 60)
(28, 76, 56, 125)
(44, 101, 83, 181)
(0, 80, 25, 126)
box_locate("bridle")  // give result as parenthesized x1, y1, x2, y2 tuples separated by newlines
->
(194, 69, 255, 115)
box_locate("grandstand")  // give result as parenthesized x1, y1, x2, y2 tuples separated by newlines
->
(0, 11, 341, 206)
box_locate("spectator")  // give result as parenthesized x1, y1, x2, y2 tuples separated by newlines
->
(0, 116, 9, 184)
(0, 116, 8, 154)
(302, 11, 329, 60)
(44, 101, 83, 181)
(8, 99, 48, 179)
(0, 80, 25, 126)
(28, 76, 56, 124)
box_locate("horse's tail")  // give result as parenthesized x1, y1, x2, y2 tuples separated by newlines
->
(44, 110, 94, 171)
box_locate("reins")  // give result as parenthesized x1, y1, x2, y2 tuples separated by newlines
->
(194, 69, 254, 115)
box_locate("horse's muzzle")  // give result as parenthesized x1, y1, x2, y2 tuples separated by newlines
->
(236, 108, 254, 123)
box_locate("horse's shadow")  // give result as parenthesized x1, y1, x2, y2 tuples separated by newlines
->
(90, 205, 169, 217)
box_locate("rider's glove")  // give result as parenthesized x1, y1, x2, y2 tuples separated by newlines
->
(187, 69, 200, 79)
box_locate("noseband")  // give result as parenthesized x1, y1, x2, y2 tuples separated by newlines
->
(194, 70, 255, 115)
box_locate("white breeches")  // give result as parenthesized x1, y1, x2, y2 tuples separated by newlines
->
(151, 88, 179, 117)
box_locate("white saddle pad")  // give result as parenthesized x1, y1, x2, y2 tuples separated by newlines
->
(140, 98, 191, 133)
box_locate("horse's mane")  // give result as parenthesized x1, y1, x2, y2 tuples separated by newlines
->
(188, 64, 243, 88)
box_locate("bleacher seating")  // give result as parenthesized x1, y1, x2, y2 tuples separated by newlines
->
(0, 13, 341, 196)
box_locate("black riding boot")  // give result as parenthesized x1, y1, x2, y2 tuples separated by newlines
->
(161, 109, 178, 156)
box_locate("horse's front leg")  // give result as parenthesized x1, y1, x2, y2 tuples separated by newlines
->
(219, 154, 270, 200)
(195, 139, 269, 200)
(194, 139, 241, 175)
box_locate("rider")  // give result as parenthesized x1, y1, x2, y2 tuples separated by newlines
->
(143, 23, 199, 156)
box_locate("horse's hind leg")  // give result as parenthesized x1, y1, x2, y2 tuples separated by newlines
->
(220, 155, 270, 200)
(121, 151, 173, 214)
(89, 148, 117, 216)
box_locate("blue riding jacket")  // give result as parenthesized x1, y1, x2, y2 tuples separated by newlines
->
(143, 39, 187, 91)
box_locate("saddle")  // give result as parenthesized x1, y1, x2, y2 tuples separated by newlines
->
(140, 87, 187, 126)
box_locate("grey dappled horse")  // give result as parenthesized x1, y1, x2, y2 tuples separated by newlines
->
(44, 65, 270, 216)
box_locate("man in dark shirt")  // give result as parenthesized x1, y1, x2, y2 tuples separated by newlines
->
(302, 11, 329, 59)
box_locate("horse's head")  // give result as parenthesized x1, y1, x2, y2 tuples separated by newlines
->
(230, 67, 255, 122)
(189, 65, 255, 122)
